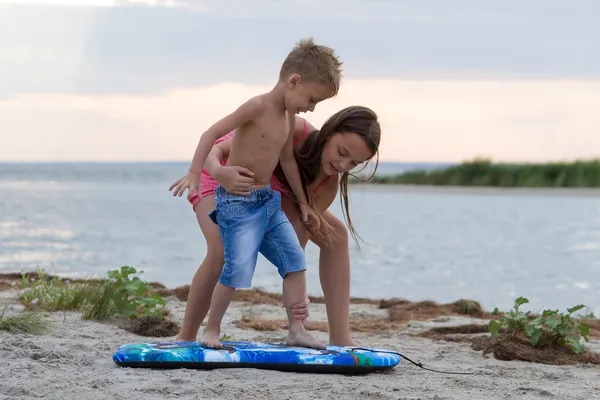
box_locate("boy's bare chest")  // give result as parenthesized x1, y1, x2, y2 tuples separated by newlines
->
(243, 112, 291, 147)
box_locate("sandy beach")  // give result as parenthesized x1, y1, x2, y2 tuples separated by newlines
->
(1, 284, 600, 400)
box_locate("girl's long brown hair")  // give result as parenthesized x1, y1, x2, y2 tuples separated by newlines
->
(275, 105, 381, 247)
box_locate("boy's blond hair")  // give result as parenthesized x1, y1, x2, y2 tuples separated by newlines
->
(279, 37, 343, 97)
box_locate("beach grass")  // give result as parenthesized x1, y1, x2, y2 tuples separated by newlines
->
(16, 266, 168, 325)
(0, 302, 47, 335)
(19, 269, 91, 312)
(356, 158, 600, 188)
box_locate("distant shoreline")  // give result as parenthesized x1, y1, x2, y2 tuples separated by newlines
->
(352, 158, 600, 189)
(349, 183, 600, 197)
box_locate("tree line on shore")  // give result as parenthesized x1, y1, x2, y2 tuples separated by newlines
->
(352, 158, 600, 188)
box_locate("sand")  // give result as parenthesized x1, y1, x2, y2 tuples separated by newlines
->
(1, 291, 600, 400)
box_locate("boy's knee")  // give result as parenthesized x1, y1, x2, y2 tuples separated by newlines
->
(282, 268, 306, 280)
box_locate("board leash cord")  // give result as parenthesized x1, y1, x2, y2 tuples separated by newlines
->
(349, 347, 476, 375)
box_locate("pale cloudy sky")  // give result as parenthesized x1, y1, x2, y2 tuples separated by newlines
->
(1, 0, 599, 162)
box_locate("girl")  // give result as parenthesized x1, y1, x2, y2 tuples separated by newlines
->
(170, 105, 381, 346)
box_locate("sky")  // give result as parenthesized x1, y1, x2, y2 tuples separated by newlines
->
(1, 0, 599, 163)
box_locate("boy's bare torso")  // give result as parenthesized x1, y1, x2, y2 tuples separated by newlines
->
(227, 96, 292, 187)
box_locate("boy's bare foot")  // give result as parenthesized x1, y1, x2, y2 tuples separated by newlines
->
(200, 329, 222, 349)
(286, 329, 327, 350)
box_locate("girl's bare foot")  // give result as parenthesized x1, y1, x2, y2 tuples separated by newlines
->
(200, 329, 222, 349)
(286, 329, 326, 350)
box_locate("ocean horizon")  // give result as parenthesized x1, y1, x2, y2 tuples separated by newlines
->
(0, 161, 454, 184)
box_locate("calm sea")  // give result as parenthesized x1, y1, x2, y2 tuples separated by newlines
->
(1, 162, 599, 314)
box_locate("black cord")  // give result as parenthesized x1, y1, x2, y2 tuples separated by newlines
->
(350, 347, 476, 375)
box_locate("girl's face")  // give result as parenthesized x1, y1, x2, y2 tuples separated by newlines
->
(320, 132, 374, 176)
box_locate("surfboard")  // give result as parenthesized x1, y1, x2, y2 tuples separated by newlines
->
(112, 341, 401, 374)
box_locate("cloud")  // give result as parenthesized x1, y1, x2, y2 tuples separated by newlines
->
(0, 0, 113, 5)
(116, 0, 202, 8)
(1, 79, 599, 163)
(1, 1, 599, 98)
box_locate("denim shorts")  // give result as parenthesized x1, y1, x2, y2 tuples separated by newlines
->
(208, 184, 306, 289)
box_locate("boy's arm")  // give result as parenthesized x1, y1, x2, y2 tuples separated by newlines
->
(276, 115, 314, 199)
(280, 134, 319, 228)
(279, 116, 309, 207)
(279, 114, 308, 205)
(188, 98, 264, 175)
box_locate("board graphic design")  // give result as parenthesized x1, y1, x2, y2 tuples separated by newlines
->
(113, 341, 401, 374)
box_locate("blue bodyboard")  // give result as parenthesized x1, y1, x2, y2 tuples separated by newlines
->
(113, 341, 401, 374)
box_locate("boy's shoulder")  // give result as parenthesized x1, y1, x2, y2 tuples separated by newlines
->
(240, 94, 268, 115)
(238, 94, 287, 123)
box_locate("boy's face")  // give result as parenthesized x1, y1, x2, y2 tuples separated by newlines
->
(285, 74, 333, 114)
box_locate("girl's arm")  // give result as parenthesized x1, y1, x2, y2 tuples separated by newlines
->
(204, 139, 232, 177)
(205, 137, 255, 196)
(169, 98, 265, 197)
(311, 175, 339, 213)
(206, 115, 311, 176)
(188, 99, 264, 176)
(204, 116, 315, 196)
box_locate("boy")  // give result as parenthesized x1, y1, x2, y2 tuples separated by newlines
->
(171, 38, 343, 349)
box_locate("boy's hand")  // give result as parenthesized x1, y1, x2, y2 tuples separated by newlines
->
(299, 203, 321, 231)
(169, 171, 201, 198)
(214, 166, 255, 196)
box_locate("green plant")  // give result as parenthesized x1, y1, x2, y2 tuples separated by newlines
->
(219, 334, 233, 341)
(579, 309, 597, 320)
(488, 297, 590, 354)
(81, 266, 166, 321)
(0, 302, 47, 335)
(18, 268, 91, 312)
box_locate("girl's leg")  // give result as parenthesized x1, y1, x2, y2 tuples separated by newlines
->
(280, 199, 356, 346)
(313, 211, 355, 346)
(175, 194, 225, 341)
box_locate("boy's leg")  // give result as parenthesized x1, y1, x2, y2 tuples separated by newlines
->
(201, 188, 266, 348)
(260, 204, 325, 349)
(282, 271, 325, 349)
(201, 282, 235, 348)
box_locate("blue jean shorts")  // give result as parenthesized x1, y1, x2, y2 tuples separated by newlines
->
(208, 184, 306, 289)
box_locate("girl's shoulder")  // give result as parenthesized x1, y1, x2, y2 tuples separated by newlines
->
(315, 173, 339, 196)
(293, 116, 317, 145)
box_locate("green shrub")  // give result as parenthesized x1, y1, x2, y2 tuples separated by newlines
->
(488, 297, 590, 354)
(358, 158, 600, 188)
(81, 266, 166, 321)
(17, 266, 166, 322)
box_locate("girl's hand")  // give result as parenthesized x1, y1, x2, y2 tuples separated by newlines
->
(299, 203, 321, 230)
(214, 165, 256, 196)
(169, 171, 201, 198)
(289, 296, 310, 321)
